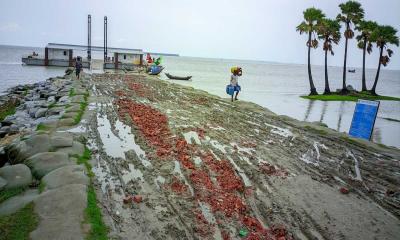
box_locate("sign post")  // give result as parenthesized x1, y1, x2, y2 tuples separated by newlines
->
(349, 100, 380, 140)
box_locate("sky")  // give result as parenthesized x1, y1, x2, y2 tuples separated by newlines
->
(0, 0, 399, 69)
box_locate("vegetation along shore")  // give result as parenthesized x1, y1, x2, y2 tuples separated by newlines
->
(297, 1, 399, 101)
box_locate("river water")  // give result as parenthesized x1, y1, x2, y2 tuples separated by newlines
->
(0, 45, 399, 148)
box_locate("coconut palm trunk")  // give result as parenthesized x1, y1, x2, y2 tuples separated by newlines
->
(371, 46, 384, 95)
(324, 48, 331, 94)
(341, 23, 349, 93)
(307, 31, 317, 95)
(361, 36, 368, 91)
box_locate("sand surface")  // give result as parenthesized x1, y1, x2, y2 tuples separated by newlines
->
(82, 72, 400, 240)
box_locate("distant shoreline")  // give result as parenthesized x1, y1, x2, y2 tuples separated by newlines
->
(1, 44, 399, 71)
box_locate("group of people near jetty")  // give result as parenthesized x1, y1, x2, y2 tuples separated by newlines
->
(145, 53, 162, 66)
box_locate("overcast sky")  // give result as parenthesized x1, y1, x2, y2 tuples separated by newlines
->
(0, 0, 399, 69)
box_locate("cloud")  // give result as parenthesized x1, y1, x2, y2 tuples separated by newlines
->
(0, 22, 21, 32)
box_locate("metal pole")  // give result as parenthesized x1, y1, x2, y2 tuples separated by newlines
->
(104, 16, 107, 62)
(88, 14, 91, 61)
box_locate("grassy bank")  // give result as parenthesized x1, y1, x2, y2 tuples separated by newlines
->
(0, 203, 39, 240)
(0, 104, 16, 121)
(76, 148, 108, 240)
(301, 92, 400, 102)
(0, 187, 26, 204)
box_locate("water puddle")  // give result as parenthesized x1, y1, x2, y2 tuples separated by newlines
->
(299, 149, 319, 166)
(183, 131, 201, 145)
(210, 140, 227, 154)
(209, 150, 220, 160)
(121, 163, 144, 184)
(247, 120, 262, 127)
(347, 150, 362, 181)
(173, 161, 194, 196)
(230, 142, 254, 155)
(155, 176, 166, 189)
(194, 156, 202, 166)
(227, 156, 252, 187)
(88, 102, 97, 110)
(333, 176, 347, 185)
(313, 142, 328, 160)
(91, 155, 119, 193)
(97, 111, 151, 167)
(114, 120, 151, 167)
(265, 123, 293, 138)
(198, 201, 223, 240)
(207, 124, 226, 131)
(239, 156, 253, 166)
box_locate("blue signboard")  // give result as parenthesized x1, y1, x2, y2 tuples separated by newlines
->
(349, 100, 380, 140)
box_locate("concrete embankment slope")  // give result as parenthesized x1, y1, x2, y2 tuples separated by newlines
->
(87, 72, 399, 240)
(0, 71, 106, 239)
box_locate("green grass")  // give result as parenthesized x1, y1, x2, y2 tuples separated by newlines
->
(304, 125, 328, 135)
(84, 91, 89, 101)
(0, 187, 26, 204)
(0, 202, 39, 240)
(75, 147, 108, 239)
(0, 105, 16, 121)
(48, 102, 56, 109)
(73, 102, 88, 125)
(38, 181, 46, 193)
(69, 88, 75, 97)
(301, 92, 400, 102)
(36, 123, 48, 131)
(85, 185, 108, 240)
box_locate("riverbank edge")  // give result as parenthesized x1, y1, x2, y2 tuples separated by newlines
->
(156, 75, 399, 154)
(301, 92, 400, 102)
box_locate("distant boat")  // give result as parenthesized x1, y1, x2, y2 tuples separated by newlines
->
(165, 73, 192, 81)
(348, 69, 356, 73)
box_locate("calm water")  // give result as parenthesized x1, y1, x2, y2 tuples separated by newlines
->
(0, 45, 399, 148)
(160, 56, 400, 148)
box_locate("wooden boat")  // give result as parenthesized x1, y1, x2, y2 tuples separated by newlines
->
(148, 66, 164, 75)
(165, 73, 192, 81)
(348, 69, 356, 73)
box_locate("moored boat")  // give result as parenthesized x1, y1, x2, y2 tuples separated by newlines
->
(165, 73, 192, 81)
(148, 65, 164, 75)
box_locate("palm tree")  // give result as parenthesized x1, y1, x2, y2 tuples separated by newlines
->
(369, 25, 399, 95)
(356, 20, 378, 91)
(337, 1, 364, 94)
(317, 18, 341, 95)
(297, 8, 325, 96)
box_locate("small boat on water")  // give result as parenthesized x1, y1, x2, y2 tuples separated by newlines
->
(148, 66, 164, 75)
(348, 69, 356, 73)
(165, 73, 192, 81)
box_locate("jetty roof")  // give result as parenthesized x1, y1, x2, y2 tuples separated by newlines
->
(47, 43, 143, 54)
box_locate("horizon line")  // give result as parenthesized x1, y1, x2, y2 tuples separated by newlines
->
(1, 43, 399, 71)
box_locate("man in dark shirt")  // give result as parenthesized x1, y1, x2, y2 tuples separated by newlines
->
(75, 57, 83, 80)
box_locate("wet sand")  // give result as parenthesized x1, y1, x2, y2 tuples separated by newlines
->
(83, 72, 400, 240)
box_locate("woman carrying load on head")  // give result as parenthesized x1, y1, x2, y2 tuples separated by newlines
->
(230, 66, 242, 102)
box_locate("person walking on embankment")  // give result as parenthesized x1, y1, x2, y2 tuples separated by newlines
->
(75, 57, 83, 80)
(227, 66, 242, 102)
